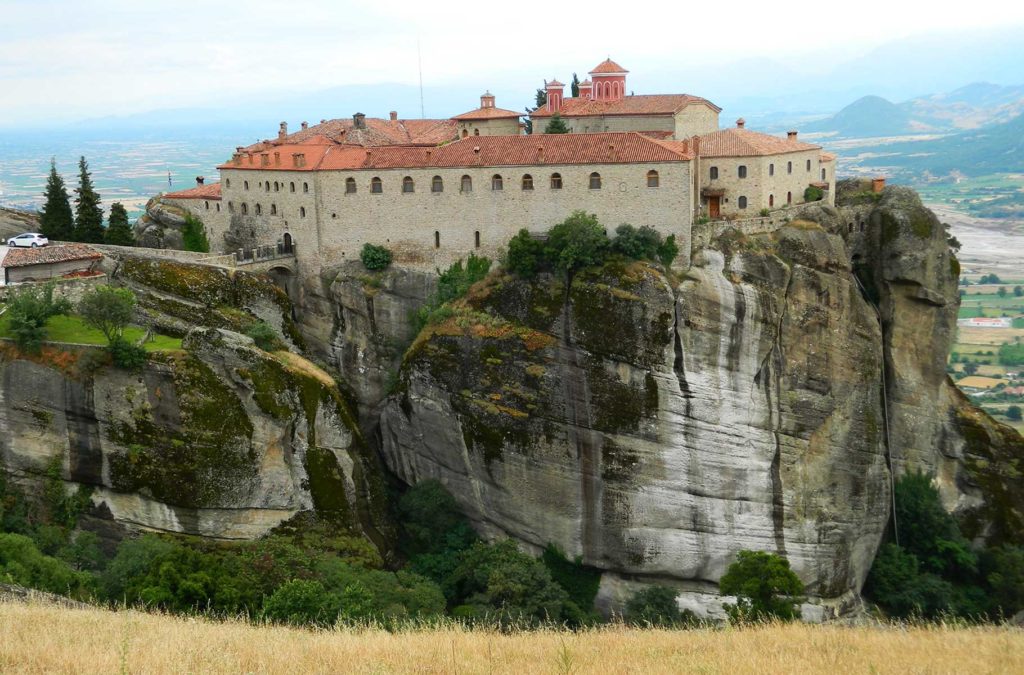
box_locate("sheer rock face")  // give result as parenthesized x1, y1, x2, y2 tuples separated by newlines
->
(380, 225, 892, 612)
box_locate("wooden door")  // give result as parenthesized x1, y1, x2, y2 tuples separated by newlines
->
(709, 197, 721, 219)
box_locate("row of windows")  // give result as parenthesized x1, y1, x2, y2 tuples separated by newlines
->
(710, 159, 815, 180)
(229, 178, 310, 194)
(203, 201, 221, 212)
(346, 170, 661, 194)
(732, 192, 795, 210)
(228, 202, 307, 218)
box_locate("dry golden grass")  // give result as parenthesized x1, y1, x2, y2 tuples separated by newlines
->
(2, 602, 1024, 674)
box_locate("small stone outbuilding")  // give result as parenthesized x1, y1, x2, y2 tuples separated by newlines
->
(2, 243, 102, 285)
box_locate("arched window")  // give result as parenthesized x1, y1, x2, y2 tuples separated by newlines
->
(274, 181, 279, 192)
(290, 182, 295, 193)
(216, 203, 220, 212)
(738, 196, 748, 209)
(204, 201, 209, 210)
(255, 203, 262, 215)
(303, 182, 309, 193)
(241, 203, 247, 215)
(300, 206, 306, 218)
(491, 174, 503, 191)
(787, 191, 792, 204)
(462, 129, 469, 138)
(769, 163, 775, 176)
(589, 172, 602, 189)
(647, 170, 659, 187)
(474, 129, 480, 136)
(244, 180, 249, 190)
(738, 165, 747, 179)
(769, 194, 774, 207)
(431, 175, 444, 193)
(346, 177, 357, 194)
(371, 177, 383, 194)
(402, 176, 415, 193)
(434, 231, 440, 248)
(228, 201, 234, 213)
(550, 173, 562, 189)
(522, 174, 534, 190)
(461, 175, 472, 192)
(226, 179, 231, 188)
(270, 203, 277, 215)
(822, 168, 827, 181)
(787, 162, 793, 175)
(710, 166, 718, 180)
(265, 182, 270, 192)
(474, 231, 480, 248)
(807, 159, 812, 172)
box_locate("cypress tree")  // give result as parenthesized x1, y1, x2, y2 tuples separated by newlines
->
(544, 113, 570, 134)
(571, 73, 580, 98)
(104, 202, 134, 246)
(39, 159, 74, 241)
(72, 156, 105, 243)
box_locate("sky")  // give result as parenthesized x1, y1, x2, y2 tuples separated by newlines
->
(2, 0, 1024, 127)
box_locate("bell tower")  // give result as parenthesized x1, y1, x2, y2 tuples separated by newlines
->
(589, 58, 628, 101)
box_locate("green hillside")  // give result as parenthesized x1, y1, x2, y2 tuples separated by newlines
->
(885, 113, 1024, 175)
(803, 95, 915, 137)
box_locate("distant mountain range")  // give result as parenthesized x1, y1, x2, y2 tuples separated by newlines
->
(877, 112, 1024, 175)
(799, 82, 1024, 139)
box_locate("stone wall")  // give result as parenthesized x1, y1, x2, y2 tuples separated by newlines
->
(161, 196, 231, 253)
(699, 149, 833, 217)
(675, 106, 720, 138)
(456, 118, 521, 137)
(221, 160, 695, 275)
(0, 274, 107, 303)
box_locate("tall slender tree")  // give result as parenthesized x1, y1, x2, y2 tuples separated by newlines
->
(72, 156, 105, 243)
(524, 88, 548, 135)
(39, 159, 74, 241)
(571, 73, 580, 98)
(104, 202, 134, 246)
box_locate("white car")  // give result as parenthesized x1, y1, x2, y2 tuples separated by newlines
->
(7, 233, 49, 248)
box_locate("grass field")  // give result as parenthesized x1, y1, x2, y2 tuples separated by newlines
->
(0, 313, 182, 351)
(1, 602, 1023, 675)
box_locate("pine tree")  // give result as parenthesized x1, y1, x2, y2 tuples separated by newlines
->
(524, 88, 548, 135)
(544, 113, 570, 134)
(104, 202, 134, 246)
(72, 156, 105, 243)
(39, 159, 74, 241)
(571, 73, 580, 98)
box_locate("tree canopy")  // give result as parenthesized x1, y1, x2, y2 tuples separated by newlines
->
(544, 113, 570, 134)
(72, 156, 105, 243)
(104, 202, 135, 246)
(39, 159, 74, 241)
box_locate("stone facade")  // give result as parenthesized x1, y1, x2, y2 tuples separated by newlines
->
(699, 149, 835, 217)
(220, 157, 694, 271)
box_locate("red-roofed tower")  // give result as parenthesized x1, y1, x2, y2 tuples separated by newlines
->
(589, 58, 628, 101)
(545, 79, 565, 113)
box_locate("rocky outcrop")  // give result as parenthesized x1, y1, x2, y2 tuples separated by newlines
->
(379, 224, 892, 615)
(133, 197, 188, 249)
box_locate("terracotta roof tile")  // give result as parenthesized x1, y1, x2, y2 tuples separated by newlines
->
(3, 243, 102, 269)
(820, 152, 837, 161)
(312, 132, 693, 171)
(696, 128, 821, 157)
(164, 182, 222, 200)
(451, 106, 523, 121)
(590, 58, 628, 74)
(532, 94, 721, 118)
(241, 117, 459, 152)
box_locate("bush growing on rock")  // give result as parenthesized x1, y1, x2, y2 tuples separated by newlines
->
(181, 214, 210, 253)
(5, 282, 71, 353)
(244, 320, 282, 351)
(719, 550, 805, 623)
(804, 186, 824, 202)
(360, 243, 393, 271)
(624, 585, 698, 627)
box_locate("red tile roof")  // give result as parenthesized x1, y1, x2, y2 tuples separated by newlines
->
(590, 58, 628, 75)
(547, 79, 565, 87)
(531, 94, 721, 118)
(696, 128, 821, 157)
(241, 117, 459, 152)
(3, 243, 102, 269)
(451, 106, 523, 121)
(820, 152, 837, 162)
(221, 133, 693, 173)
(164, 182, 222, 200)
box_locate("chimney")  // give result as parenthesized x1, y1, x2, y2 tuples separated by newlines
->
(196, 176, 205, 186)
(389, 111, 398, 121)
(353, 112, 366, 129)
(301, 121, 308, 130)
(736, 118, 745, 129)
(872, 177, 886, 193)
(787, 130, 798, 140)
(480, 91, 495, 109)
(278, 121, 288, 139)
(274, 151, 280, 166)
(320, 119, 326, 124)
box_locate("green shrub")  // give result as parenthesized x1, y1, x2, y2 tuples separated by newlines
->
(412, 255, 492, 333)
(504, 229, 546, 278)
(108, 338, 147, 370)
(611, 224, 661, 261)
(804, 186, 824, 202)
(624, 585, 697, 627)
(541, 544, 601, 616)
(262, 579, 338, 626)
(181, 214, 210, 253)
(657, 234, 679, 268)
(245, 321, 283, 351)
(719, 550, 805, 622)
(79, 285, 135, 343)
(0, 532, 93, 598)
(893, 471, 976, 579)
(759, 208, 771, 217)
(5, 282, 71, 353)
(545, 211, 610, 276)
(360, 243, 393, 271)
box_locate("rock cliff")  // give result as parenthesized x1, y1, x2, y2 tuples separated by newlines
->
(376, 187, 1024, 615)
